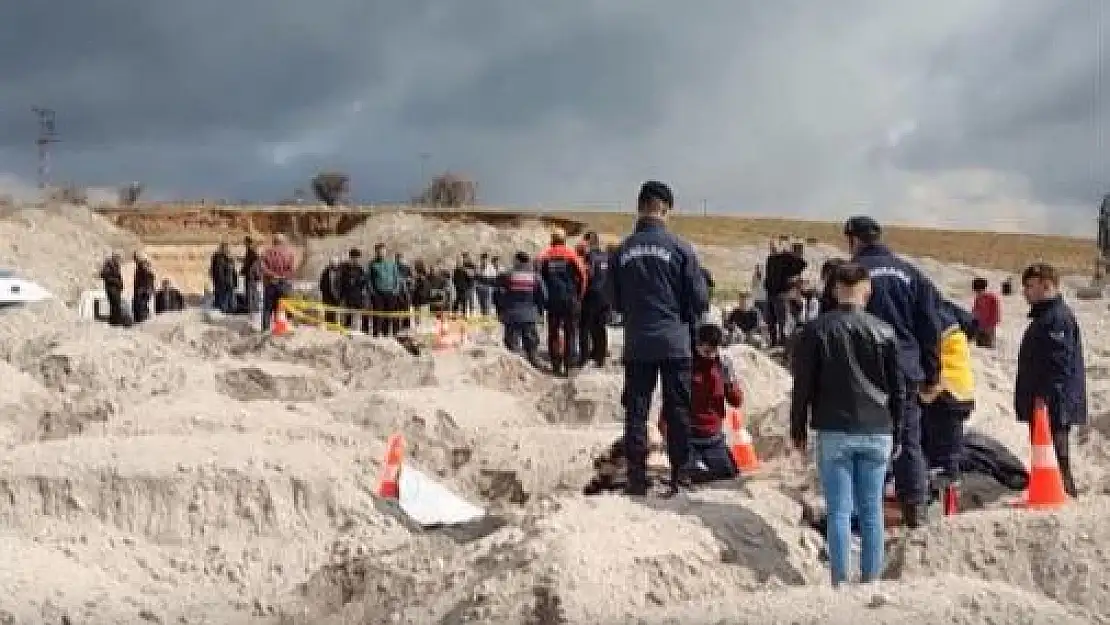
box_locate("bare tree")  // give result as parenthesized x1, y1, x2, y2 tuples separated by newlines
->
(417, 172, 477, 208)
(311, 172, 350, 207)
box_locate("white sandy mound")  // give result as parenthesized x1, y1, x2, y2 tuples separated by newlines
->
(0, 203, 139, 303)
(6, 211, 1110, 625)
(301, 212, 552, 278)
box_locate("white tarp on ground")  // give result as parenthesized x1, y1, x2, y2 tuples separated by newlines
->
(398, 465, 485, 528)
(0, 271, 53, 304)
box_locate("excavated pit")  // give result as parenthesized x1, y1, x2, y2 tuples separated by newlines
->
(216, 364, 338, 402)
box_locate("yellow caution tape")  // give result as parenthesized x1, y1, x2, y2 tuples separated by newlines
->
(280, 297, 501, 330)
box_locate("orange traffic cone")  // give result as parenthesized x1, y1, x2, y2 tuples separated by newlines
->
(1021, 398, 1069, 510)
(726, 408, 760, 472)
(376, 433, 405, 499)
(271, 301, 292, 336)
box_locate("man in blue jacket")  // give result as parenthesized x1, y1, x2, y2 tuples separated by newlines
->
(1015, 262, 1085, 498)
(612, 180, 710, 496)
(845, 216, 942, 527)
(495, 251, 547, 368)
(579, 232, 612, 367)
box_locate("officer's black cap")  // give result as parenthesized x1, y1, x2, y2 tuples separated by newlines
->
(843, 215, 882, 239)
(638, 180, 674, 209)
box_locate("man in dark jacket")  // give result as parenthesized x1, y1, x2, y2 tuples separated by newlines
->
(764, 239, 807, 346)
(1015, 263, 1085, 498)
(133, 252, 156, 323)
(210, 242, 238, 314)
(496, 251, 547, 367)
(242, 237, 262, 315)
(791, 261, 904, 585)
(845, 215, 942, 527)
(612, 180, 709, 496)
(99, 252, 126, 326)
(319, 257, 342, 325)
(339, 248, 368, 332)
(538, 228, 589, 376)
(579, 232, 612, 367)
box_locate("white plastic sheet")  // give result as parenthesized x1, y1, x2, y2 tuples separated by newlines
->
(398, 466, 485, 528)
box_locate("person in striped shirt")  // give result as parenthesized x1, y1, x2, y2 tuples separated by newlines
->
(261, 233, 297, 331)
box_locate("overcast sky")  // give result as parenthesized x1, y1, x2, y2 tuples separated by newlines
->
(0, 1, 1105, 234)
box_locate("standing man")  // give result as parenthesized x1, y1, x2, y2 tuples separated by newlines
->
(496, 251, 547, 367)
(612, 180, 709, 496)
(209, 242, 238, 314)
(579, 231, 612, 367)
(99, 252, 126, 326)
(132, 252, 156, 323)
(242, 236, 262, 317)
(339, 248, 367, 331)
(764, 238, 806, 346)
(844, 215, 942, 527)
(1015, 263, 1085, 498)
(368, 243, 405, 336)
(537, 227, 589, 376)
(319, 257, 342, 325)
(260, 233, 297, 332)
(790, 262, 903, 586)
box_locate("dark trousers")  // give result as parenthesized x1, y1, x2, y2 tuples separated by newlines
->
(132, 292, 151, 324)
(768, 293, 790, 346)
(262, 280, 292, 331)
(1029, 423, 1078, 497)
(503, 322, 540, 364)
(690, 434, 738, 482)
(624, 358, 694, 488)
(321, 296, 340, 325)
(578, 295, 609, 366)
(547, 308, 579, 372)
(106, 288, 126, 326)
(922, 403, 969, 479)
(213, 286, 235, 314)
(892, 384, 928, 505)
(372, 293, 403, 336)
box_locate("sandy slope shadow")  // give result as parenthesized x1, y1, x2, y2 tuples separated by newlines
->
(636, 496, 808, 586)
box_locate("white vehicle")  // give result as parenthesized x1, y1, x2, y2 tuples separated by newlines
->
(0, 270, 52, 307)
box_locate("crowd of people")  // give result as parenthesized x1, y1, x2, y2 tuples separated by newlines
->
(97, 251, 185, 325)
(609, 181, 1086, 590)
(96, 184, 1086, 588)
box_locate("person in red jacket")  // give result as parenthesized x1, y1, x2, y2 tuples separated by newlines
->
(537, 228, 589, 376)
(971, 277, 1001, 348)
(658, 323, 743, 482)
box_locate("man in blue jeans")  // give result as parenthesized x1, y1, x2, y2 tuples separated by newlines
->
(790, 262, 905, 585)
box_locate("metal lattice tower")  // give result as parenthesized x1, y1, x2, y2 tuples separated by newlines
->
(32, 107, 59, 190)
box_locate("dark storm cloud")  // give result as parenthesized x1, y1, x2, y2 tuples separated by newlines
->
(0, 0, 1104, 233)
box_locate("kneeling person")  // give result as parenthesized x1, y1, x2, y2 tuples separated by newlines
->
(660, 324, 743, 482)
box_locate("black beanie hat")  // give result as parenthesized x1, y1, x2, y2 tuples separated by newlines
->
(638, 180, 674, 209)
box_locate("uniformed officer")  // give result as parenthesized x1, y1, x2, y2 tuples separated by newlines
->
(612, 180, 710, 495)
(845, 215, 943, 527)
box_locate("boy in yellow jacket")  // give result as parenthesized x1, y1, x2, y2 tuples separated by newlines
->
(920, 301, 975, 481)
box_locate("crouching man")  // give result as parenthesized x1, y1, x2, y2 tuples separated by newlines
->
(678, 323, 744, 481)
(724, 292, 768, 348)
(920, 301, 976, 487)
(496, 251, 547, 367)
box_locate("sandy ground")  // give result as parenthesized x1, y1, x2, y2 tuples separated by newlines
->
(2, 205, 1110, 624)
